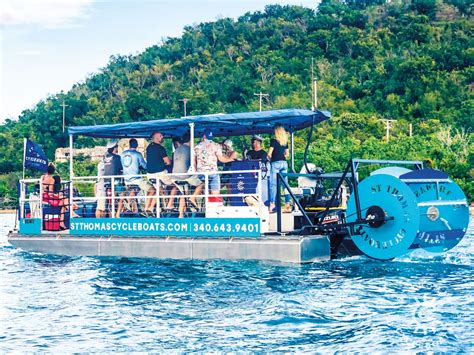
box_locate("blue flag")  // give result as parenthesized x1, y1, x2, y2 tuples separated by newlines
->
(24, 139, 48, 172)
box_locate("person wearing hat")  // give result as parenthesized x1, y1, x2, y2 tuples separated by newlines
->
(246, 134, 267, 161)
(103, 140, 123, 178)
(96, 140, 124, 217)
(221, 139, 235, 158)
(166, 133, 204, 217)
(194, 128, 236, 195)
(219, 138, 239, 191)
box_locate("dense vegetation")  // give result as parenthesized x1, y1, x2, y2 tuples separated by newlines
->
(0, 0, 472, 202)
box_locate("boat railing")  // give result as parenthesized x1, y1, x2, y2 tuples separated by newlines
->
(18, 178, 43, 220)
(18, 169, 266, 230)
(18, 178, 74, 232)
(71, 170, 263, 218)
(17, 169, 265, 232)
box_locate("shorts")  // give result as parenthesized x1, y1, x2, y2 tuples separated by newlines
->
(96, 181, 106, 210)
(174, 175, 202, 187)
(184, 176, 203, 187)
(198, 173, 220, 193)
(148, 171, 173, 186)
(126, 178, 153, 193)
(96, 191, 107, 210)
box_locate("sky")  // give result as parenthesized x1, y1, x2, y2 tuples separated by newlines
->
(0, 0, 317, 123)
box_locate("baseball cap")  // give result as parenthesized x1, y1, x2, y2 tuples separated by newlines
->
(223, 139, 233, 148)
(106, 139, 118, 149)
(203, 128, 214, 140)
(251, 134, 263, 142)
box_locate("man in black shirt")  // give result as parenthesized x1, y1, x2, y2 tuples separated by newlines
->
(246, 134, 268, 161)
(146, 132, 171, 173)
(146, 132, 172, 213)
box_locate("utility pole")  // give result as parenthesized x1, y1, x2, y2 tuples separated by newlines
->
(313, 80, 318, 110)
(61, 101, 68, 133)
(254, 92, 269, 112)
(379, 119, 397, 142)
(409, 123, 413, 137)
(311, 57, 318, 110)
(179, 98, 189, 117)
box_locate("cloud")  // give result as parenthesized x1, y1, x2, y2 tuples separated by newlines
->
(0, 0, 94, 28)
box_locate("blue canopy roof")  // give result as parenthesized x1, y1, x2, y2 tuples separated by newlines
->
(68, 109, 330, 138)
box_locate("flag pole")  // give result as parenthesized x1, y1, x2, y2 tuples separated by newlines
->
(20, 138, 27, 221)
(22, 138, 27, 180)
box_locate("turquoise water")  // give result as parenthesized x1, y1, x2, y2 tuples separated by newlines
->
(1, 214, 473, 352)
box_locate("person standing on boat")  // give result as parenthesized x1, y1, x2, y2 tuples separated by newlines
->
(51, 175, 68, 229)
(268, 124, 291, 213)
(194, 129, 236, 196)
(120, 138, 155, 216)
(146, 132, 171, 176)
(96, 140, 124, 218)
(220, 139, 238, 192)
(95, 158, 106, 218)
(246, 135, 267, 161)
(41, 163, 56, 194)
(166, 133, 203, 217)
(243, 134, 268, 208)
(146, 131, 172, 212)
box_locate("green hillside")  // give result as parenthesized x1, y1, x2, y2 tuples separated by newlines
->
(0, 0, 472, 201)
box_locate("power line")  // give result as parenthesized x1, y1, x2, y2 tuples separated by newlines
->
(311, 58, 317, 110)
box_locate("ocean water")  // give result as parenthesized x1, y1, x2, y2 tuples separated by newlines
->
(0, 214, 472, 352)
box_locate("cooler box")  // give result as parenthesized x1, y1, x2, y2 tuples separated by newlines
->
(43, 211, 70, 231)
(44, 217, 61, 231)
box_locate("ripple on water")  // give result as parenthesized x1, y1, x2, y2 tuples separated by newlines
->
(0, 214, 472, 352)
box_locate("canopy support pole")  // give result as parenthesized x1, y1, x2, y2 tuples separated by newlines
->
(69, 134, 74, 221)
(290, 132, 295, 173)
(69, 135, 74, 179)
(189, 123, 195, 171)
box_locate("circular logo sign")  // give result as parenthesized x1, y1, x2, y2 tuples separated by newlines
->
(347, 174, 419, 260)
